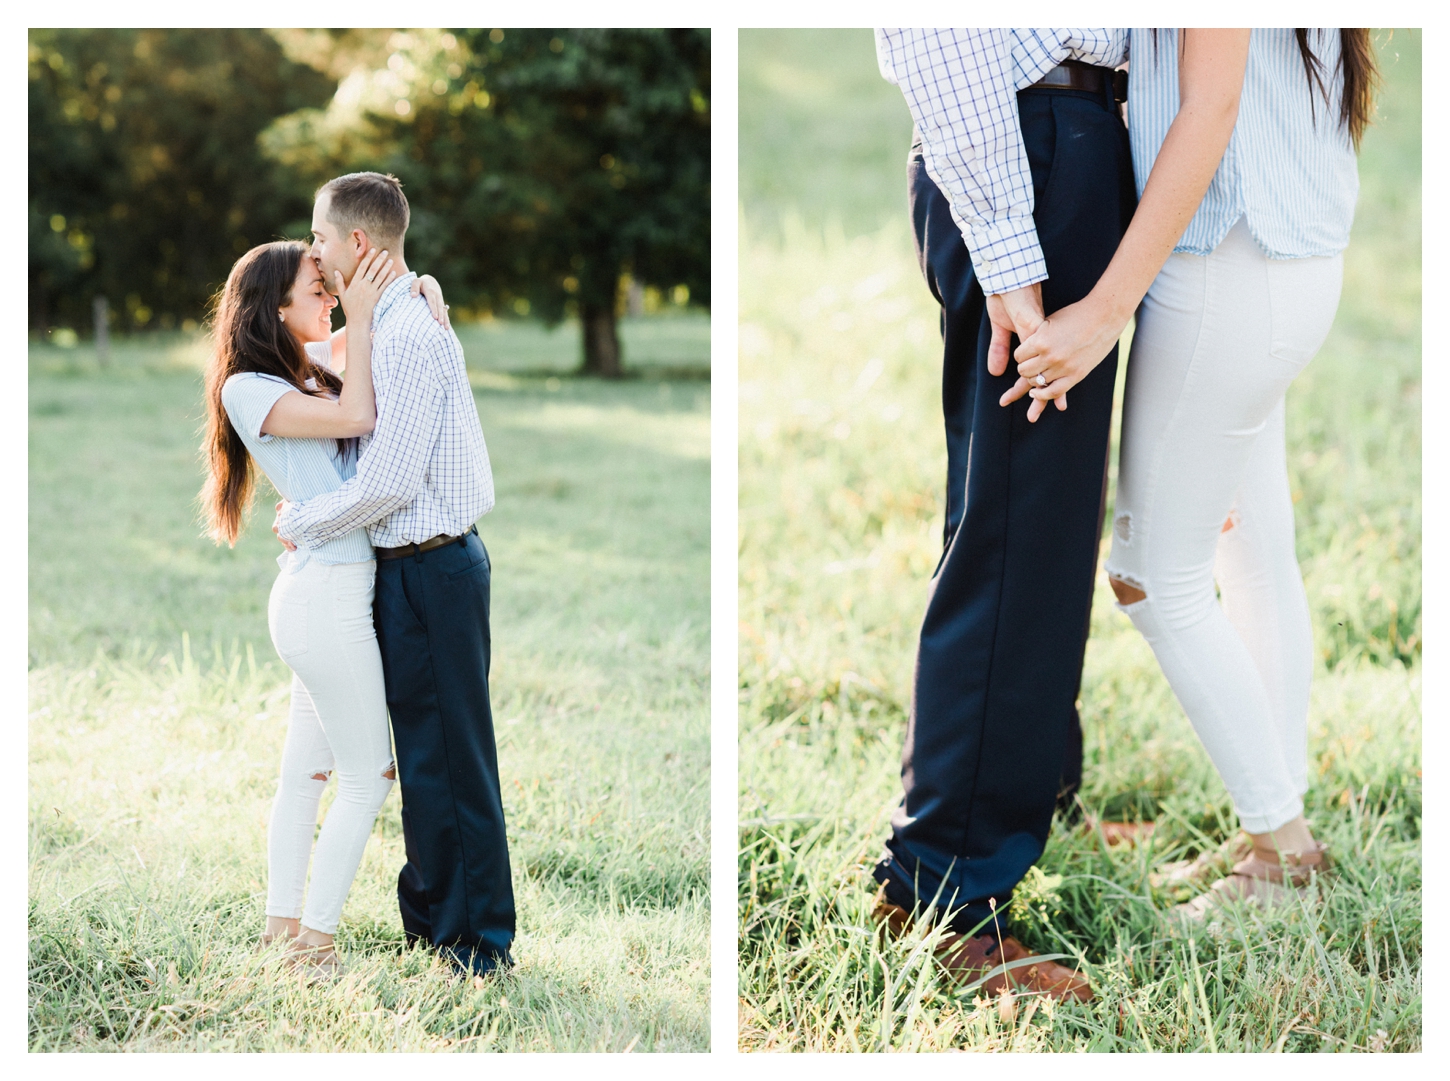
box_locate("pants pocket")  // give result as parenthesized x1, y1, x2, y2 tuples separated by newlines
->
(272, 597, 310, 660)
(447, 548, 490, 581)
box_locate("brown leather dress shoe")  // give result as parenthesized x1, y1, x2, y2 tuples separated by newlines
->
(871, 893, 1093, 1003)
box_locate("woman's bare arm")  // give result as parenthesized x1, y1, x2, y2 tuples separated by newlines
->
(328, 326, 348, 373)
(1005, 30, 1252, 420)
(261, 248, 394, 439)
(411, 274, 452, 329)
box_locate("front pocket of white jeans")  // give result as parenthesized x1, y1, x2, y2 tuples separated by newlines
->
(272, 598, 310, 659)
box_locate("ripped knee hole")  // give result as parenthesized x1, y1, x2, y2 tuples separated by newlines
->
(1109, 576, 1147, 606)
(382, 764, 396, 781)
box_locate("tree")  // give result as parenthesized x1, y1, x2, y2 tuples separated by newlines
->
(28, 29, 334, 332)
(264, 28, 710, 377)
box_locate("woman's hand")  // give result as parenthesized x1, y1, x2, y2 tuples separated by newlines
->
(1001, 296, 1130, 422)
(411, 274, 451, 329)
(335, 248, 397, 325)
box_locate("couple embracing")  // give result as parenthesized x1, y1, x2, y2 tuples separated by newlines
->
(200, 172, 511, 978)
(869, 29, 1376, 1000)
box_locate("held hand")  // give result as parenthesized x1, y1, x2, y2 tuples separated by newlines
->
(985, 283, 1044, 377)
(410, 274, 451, 329)
(1001, 296, 1127, 422)
(273, 500, 297, 552)
(998, 376, 1069, 422)
(337, 248, 397, 324)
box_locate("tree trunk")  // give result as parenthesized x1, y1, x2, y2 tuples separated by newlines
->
(93, 296, 111, 367)
(580, 302, 622, 378)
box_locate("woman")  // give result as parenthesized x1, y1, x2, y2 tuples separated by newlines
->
(200, 240, 450, 971)
(1004, 29, 1377, 915)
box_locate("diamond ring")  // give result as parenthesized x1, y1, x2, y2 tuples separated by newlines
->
(1034, 373, 1048, 388)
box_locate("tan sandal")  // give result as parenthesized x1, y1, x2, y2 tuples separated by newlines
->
(1175, 840, 1330, 921)
(283, 940, 345, 980)
(1150, 834, 1253, 890)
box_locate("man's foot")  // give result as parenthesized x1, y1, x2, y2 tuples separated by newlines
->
(1174, 840, 1330, 922)
(871, 892, 1092, 1002)
(438, 944, 514, 982)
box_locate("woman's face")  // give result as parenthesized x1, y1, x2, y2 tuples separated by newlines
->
(278, 256, 336, 344)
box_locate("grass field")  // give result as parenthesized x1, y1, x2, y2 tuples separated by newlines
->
(29, 316, 710, 1050)
(738, 30, 1421, 1051)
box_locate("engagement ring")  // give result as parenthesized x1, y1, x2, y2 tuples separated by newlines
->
(1034, 374, 1047, 388)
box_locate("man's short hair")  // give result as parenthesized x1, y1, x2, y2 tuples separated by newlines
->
(318, 172, 410, 249)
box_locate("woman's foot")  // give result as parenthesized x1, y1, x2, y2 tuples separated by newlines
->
(1151, 834, 1253, 890)
(257, 916, 301, 952)
(283, 927, 343, 980)
(1082, 815, 1157, 848)
(1175, 819, 1329, 921)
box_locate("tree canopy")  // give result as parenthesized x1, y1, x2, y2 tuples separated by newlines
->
(28, 29, 333, 331)
(29, 28, 711, 374)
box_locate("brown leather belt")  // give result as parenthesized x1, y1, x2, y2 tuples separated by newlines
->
(375, 526, 476, 561)
(1030, 59, 1127, 104)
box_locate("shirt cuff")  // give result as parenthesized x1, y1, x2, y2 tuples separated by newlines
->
(963, 214, 1049, 296)
(277, 501, 313, 550)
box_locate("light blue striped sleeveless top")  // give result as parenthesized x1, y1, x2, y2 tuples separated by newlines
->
(220, 340, 375, 569)
(1127, 28, 1360, 258)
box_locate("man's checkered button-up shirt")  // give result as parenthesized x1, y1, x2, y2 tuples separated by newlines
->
(875, 28, 1129, 296)
(279, 273, 495, 551)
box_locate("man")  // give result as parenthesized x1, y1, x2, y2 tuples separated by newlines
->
(275, 172, 514, 977)
(870, 29, 1137, 1001)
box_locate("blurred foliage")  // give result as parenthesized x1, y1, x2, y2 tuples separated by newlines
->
(28, 29, 334, 331)
(265, 30, 710, 318)
(29, 28, 710, 374)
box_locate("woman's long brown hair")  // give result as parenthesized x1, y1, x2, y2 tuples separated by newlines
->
(200, 241, 346, 546)
(1153, 29, 1381, 150)
(1291, 29, 1381, 150)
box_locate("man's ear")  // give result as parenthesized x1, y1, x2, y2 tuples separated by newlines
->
(350, 229, 370, 257)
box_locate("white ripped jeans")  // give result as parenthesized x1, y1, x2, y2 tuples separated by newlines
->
(265, 558, 394, 935)
(1107, 218, 1343, 833)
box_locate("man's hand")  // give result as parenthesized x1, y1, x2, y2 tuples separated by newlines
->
(985, 283, 1044, 377)
(1001, 292, 1129, 422)
(987, 282, 1069, 421)
(273, 500, 297, 552)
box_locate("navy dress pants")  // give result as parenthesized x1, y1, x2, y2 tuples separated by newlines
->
(374, 529, 515, 974)
(873, 84, 1136, 936)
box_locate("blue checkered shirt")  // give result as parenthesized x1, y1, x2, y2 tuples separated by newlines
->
(277, 273, 495, 550)
(875, 28, 1129, 295)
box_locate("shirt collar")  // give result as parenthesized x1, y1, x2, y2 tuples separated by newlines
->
(373, 271, 418, 323)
